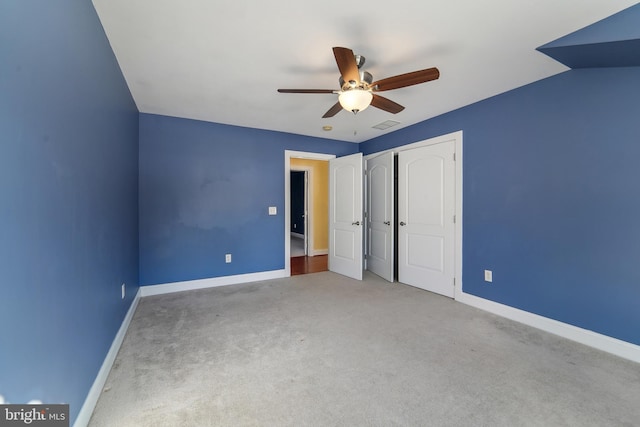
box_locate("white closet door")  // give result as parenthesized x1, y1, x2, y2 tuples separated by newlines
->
(367, 152, 394, 282)
(398, 141, 455, 297)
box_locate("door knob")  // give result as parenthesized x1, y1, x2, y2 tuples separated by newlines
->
(352, 221, 361, 226)
(400, 221, 406, 226)
(384, 221, 390, 225)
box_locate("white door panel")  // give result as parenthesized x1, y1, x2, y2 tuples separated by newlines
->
(366, 152, 394, 282)
(399, 142, 455, 297)
(329, 153, 363, 280)
(406, 234, 444, 271)
(334, 229, 355, 259)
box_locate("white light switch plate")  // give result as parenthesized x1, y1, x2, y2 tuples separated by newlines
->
(268, 206, 277, 215)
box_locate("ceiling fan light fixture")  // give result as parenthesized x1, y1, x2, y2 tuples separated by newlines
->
(277, 47, 439, 118)
(338, 89, 373, 114)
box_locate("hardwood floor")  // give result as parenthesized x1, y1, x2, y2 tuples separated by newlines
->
(291, 255, 328, 275)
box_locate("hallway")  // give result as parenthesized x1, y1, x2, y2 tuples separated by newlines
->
(291, 254, 328, 275)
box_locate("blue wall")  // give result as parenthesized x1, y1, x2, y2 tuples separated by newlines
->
(360, 67, 640, 345)
(0, 1, 139, 423)
(139, 114, 357, 285)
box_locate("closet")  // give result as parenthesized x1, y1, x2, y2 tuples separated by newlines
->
(366, 139, 457, 297)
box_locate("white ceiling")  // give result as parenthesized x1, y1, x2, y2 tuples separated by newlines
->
(92, 0, 637, 143)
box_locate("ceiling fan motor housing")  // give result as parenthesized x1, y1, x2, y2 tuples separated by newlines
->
(339, 70, 373, 90)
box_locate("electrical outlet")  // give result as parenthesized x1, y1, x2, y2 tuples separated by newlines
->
(484, 270, 493, 283)
(121, 283, 126, 299)
(225, 254, 232, 263)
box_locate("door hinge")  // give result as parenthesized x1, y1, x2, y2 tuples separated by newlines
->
(453, 214, 456, 223)
(453, 277, 456, 287)
(453, 152, 456, 161)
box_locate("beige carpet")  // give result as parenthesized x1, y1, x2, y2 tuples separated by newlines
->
(89, 272, 640, 426)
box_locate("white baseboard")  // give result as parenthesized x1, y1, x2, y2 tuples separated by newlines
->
(309, 248, 328, 256)
(457, 291, 640, 364)
(140, 269, 287, 297)
(73, 289, 142, 427)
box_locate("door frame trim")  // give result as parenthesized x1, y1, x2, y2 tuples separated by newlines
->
(363, 130, 463, 300)
(284, 150, 335, 277)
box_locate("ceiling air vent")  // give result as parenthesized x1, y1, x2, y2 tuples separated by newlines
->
(372, 120, 400, 130)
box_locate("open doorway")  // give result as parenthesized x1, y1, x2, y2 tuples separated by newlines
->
(290, 159, 327, 275)
(290, 170, 308, 257)
(285, 151, 335, 276)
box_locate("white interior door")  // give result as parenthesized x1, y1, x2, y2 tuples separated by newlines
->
(398, 141, 455, 297)
(367, 152, 394, 282)
(329, 153, 363, 280)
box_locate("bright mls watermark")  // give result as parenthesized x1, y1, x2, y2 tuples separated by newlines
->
(0, 405, 68, 426)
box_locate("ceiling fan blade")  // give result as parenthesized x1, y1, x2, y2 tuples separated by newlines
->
(277, 89, 335, 94)
(333, 47, 361, 86)
(371, 67, 440, 92)
(322, 102, 343, 118)
(371, 94, 405, 114)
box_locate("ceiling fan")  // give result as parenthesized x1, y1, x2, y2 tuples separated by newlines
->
(278, 47, 440, 118)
